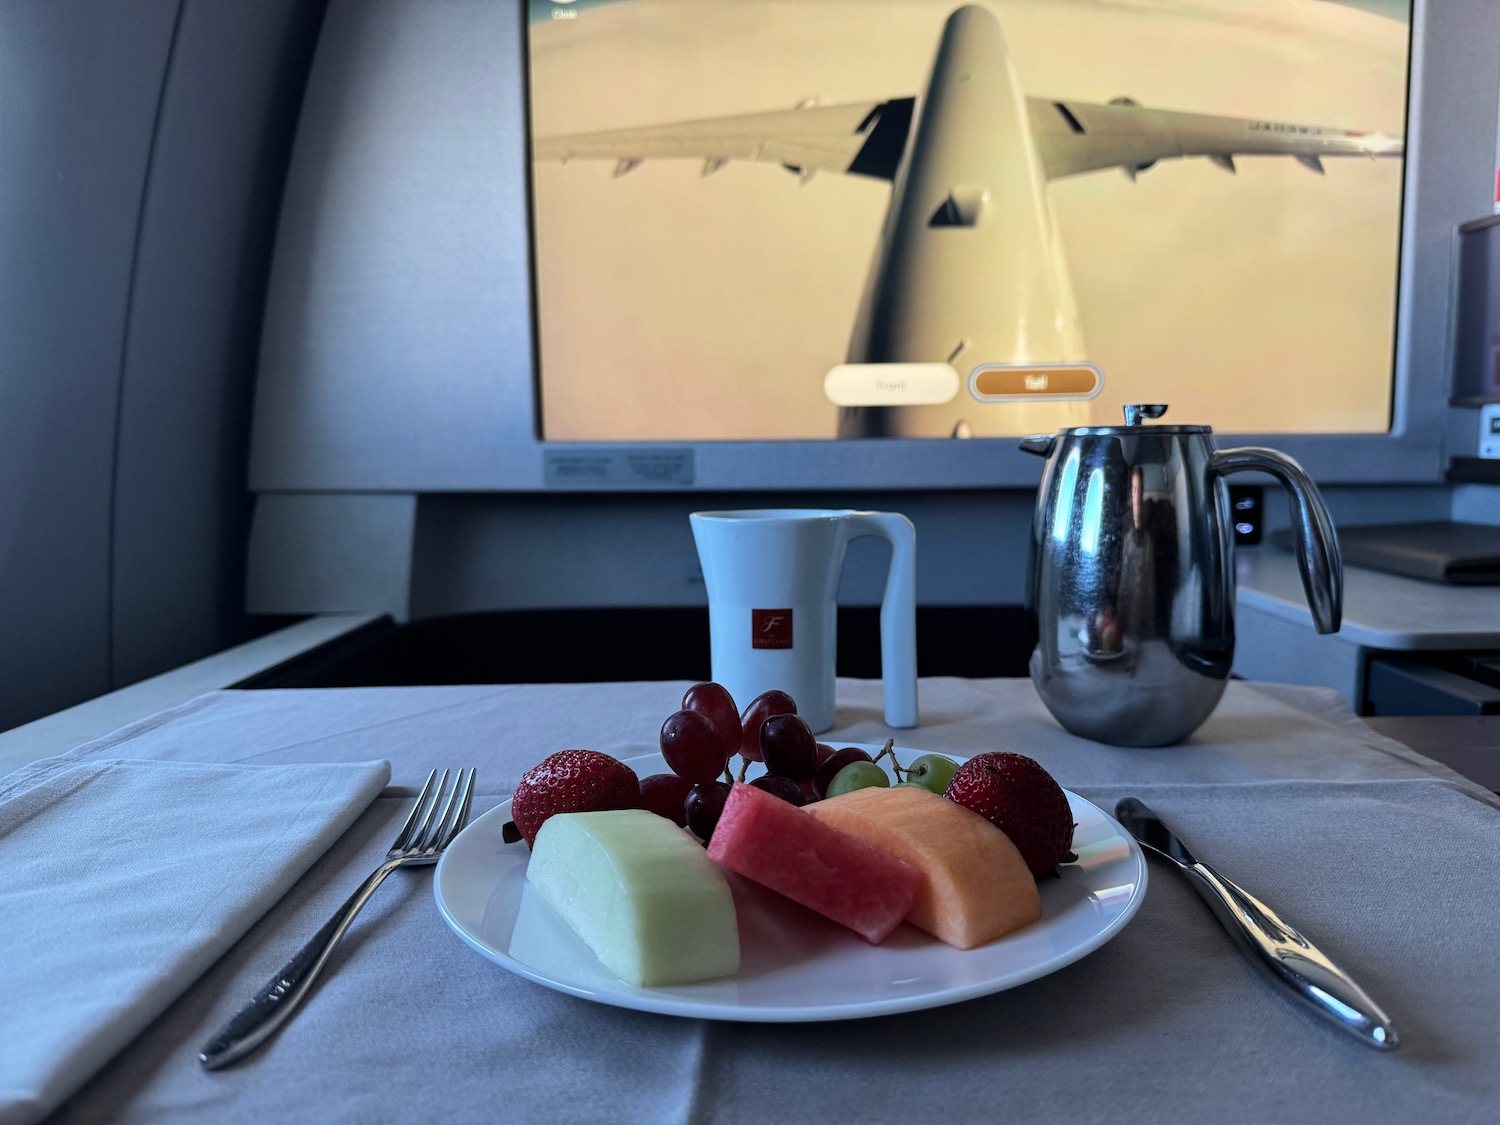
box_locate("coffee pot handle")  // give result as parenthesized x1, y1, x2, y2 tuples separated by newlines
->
(1209, 447, 1343, 634)
(842, 512, 919, 728)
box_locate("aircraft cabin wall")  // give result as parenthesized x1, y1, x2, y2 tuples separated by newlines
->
(0, 0, 324, 731)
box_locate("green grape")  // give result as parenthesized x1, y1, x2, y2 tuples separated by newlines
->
(812, 747, 873, 800)
(825, 760, 891, 798)
(904, 753, 960, 795)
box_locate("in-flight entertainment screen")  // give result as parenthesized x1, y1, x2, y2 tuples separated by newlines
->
(524, 0, 1410, 440)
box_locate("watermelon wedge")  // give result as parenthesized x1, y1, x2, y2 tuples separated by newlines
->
(706, 782, 921, 944)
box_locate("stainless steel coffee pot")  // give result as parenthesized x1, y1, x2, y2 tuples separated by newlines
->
(1022, 404, 1342, 746)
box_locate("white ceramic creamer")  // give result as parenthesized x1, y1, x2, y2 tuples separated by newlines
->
(689, 509, 918, 733)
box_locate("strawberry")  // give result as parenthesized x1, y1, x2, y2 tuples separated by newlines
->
(510, 750, 640, 847)
(944, 753, 1073, 877)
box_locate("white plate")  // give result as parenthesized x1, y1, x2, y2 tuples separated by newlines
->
(433, 748, 1147, 1022)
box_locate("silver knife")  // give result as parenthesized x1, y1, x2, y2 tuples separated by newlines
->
(1114, 797, 1398, 1051)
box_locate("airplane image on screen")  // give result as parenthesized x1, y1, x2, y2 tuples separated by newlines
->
(534, 4, 1404, 437)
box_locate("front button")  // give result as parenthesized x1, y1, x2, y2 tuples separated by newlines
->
(823, 364, 961, 406)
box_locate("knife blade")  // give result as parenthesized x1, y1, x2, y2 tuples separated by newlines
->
(1114, 797, 1398, 1051)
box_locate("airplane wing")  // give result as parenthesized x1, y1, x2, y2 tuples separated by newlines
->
(535, 93, 1400, 183)
(532, 97, 916, 180)
(1028, 97, 1404, 179)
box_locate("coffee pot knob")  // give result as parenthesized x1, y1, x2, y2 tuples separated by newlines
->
(1123, 404, 1168, 426)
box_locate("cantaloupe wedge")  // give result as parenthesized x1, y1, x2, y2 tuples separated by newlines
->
(805, 785, 1041, 949)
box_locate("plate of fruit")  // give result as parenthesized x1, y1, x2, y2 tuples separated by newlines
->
(433, 684, 1147, 1022)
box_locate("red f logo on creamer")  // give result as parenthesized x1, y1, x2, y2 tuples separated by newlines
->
(751, 609, 793, 649)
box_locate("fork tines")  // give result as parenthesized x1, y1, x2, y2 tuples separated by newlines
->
(391, 769, 476, 856)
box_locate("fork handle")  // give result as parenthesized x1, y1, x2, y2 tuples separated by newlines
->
(198, 858, 401, 1070)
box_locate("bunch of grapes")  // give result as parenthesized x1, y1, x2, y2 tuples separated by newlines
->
(639, 682, 960, 844)
(640, 683, 791, 841)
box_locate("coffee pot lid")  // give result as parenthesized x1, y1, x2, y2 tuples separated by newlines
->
(1061, 403, 1211, 436)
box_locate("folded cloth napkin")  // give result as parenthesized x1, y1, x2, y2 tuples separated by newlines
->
(0, 755, 390, 1125)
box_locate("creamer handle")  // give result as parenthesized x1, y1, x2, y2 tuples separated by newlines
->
(843, 512, 919, 728)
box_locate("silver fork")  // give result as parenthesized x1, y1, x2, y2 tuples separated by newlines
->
(198, 768, 476, 1070)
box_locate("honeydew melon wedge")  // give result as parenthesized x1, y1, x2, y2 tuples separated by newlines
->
(527, 809, 739, 987)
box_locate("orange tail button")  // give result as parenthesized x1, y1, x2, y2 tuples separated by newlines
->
(970, 364, 1102, 400)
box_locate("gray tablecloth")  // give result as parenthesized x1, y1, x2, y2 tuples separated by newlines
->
(35, 679, 1500, 1123)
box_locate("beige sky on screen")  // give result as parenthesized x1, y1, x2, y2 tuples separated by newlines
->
(530, 0, 1408, 440)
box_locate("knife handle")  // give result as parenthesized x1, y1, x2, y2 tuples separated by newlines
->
(1183, 861, 1399, 1051)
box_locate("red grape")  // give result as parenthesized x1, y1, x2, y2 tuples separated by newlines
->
(759, 713, 818, 782)
(660, 709, 730, 784)
(639, 773, 694, 827)
(750, 774, 806, 807)
(805, 744, 835, 800)
(685, 780, 731, 841)
(682, 681, 741, 757)
(812, 747, 874, 800)
(738, 690, 797, 762)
